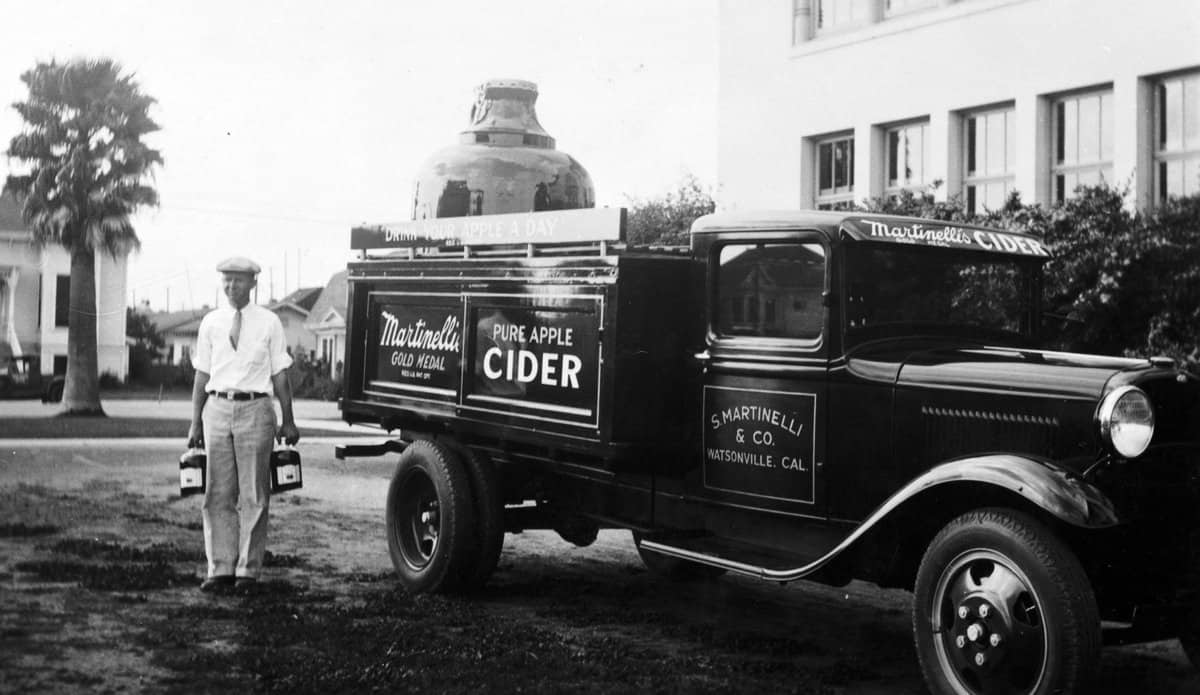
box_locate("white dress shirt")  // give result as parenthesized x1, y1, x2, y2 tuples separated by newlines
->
(193, 304, 294, 393)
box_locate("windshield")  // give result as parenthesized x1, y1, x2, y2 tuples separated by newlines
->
(844, 245, 1039, 343)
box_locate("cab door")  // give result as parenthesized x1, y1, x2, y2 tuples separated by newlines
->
(692, 236, 831, 526)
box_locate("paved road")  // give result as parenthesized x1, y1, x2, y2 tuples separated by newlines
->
(0, 397, 383, 438)
(0, 395, 343, 419)
(0, 439, 397, 513)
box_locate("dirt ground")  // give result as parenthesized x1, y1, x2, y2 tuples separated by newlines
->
(2, 439, 1199, 694)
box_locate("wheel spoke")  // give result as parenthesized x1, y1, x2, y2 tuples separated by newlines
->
(978, 565, 1026, 612)
(938, 565, 978, 632)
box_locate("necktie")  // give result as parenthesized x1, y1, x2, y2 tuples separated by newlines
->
(230, 309, 242, 350)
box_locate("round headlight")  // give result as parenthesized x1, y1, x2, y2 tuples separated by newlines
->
(1097, 385, 1155, 458)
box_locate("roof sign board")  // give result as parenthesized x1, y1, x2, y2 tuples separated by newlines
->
(351, 207, 625, 250)
(841, 217, 1051, 258)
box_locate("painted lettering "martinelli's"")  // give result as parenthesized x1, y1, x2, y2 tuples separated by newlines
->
(710, 404, 805, 437)
(862, 219, 1049, 257)
(379, 312, 461, 352)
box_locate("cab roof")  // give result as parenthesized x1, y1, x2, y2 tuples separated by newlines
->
(690, 210, 1051, 259)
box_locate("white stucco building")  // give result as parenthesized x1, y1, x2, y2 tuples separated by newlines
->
(0, 194, 129, 379)
(717, 0, 1200, 212)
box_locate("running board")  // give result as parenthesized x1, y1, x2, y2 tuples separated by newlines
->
(639, 540, 835, 583)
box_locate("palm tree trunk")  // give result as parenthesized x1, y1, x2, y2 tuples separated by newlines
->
(60, 244, 105, 416)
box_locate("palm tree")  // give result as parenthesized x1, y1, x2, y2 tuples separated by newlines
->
(4, 58, 162, 415)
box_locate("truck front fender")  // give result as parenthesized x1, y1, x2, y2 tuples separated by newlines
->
(894, 454, 1120, 529)
(639, 454, 1120, 584)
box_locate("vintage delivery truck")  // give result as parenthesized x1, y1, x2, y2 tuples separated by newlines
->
(337, 207, 1200, 694)
(335, 79, 1200, 695)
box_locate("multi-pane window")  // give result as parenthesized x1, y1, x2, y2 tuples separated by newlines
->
(54, 274, 70, 327)
(816, 134, 855, 209)
(1052, 90, 1113, 203)
(1155, 72, 1200, 202)
(717, 243, 827, 341)
(816, 0, 871, 33)
(963, 107, 1016, 214)
(885, 121, 930, 196)
(884, 0, 937, 17)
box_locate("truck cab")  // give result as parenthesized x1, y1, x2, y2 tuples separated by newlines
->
(339, 207, 1200, 695)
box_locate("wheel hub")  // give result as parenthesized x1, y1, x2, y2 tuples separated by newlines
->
(933, 550, 1046, 694)
(395, 470, 441, 571)
(950, 598, 1009, 673)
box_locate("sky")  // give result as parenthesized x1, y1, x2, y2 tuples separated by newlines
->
(0, 0, 718, 312)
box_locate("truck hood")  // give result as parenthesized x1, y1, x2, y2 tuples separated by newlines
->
(848, 342, 1149, 401)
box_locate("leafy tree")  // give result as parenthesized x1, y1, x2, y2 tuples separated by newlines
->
(862, 183, 1200, 369)
(859, 180, 973, 223)
(624, 173, 716, 246)
(126, 307, 165, 382)
(1140, 194, 1200, 365)
(4, 59, 162, 415)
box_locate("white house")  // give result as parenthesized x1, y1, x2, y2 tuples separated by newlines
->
(268, 286, 323, 358)
(716, 0, 1200, 212)
(0, 194, 129, 379)
(304, 270, 348, 378)
(147, 286, 321, 367)
(146, 307, 206, 366)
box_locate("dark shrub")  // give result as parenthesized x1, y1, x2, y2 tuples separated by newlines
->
(856, 184, 1200, 370)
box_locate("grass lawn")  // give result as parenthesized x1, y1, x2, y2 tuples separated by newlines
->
(0, 417, 362, 439)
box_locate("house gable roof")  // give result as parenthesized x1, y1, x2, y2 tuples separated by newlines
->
(305, 270, 348, 330)
(145, 308, 208, 334)
(268, 286, 322, 315)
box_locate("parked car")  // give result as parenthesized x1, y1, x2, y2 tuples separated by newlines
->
(0, 355, 63, 402)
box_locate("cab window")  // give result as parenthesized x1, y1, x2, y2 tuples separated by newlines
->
(716, 243, 826, 340)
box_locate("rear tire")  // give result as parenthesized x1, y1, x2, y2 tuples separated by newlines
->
(913, 507, 1100, 695)
(1181, 608, 1200, 671)
(457, 446, 505, 591)
(1184, 638, 1200, 672)
(632, 532, 726, 582)
(386, 440, 475, 594)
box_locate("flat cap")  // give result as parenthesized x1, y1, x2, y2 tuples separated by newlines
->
(216, 256, 261, 274)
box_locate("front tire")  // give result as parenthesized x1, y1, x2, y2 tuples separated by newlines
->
(386, 440, 476, 594)
(913, 508, 1100, 695)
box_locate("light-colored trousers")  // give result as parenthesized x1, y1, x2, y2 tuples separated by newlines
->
(202, 396, 275, 579)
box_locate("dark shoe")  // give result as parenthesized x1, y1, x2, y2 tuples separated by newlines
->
(234, 577, 258, 593)
(200, 575, 235, 593)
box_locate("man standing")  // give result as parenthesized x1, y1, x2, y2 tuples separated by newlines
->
(186, 257, 300, 593)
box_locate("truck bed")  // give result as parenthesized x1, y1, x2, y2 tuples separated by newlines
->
(340, 250, 701, 463)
